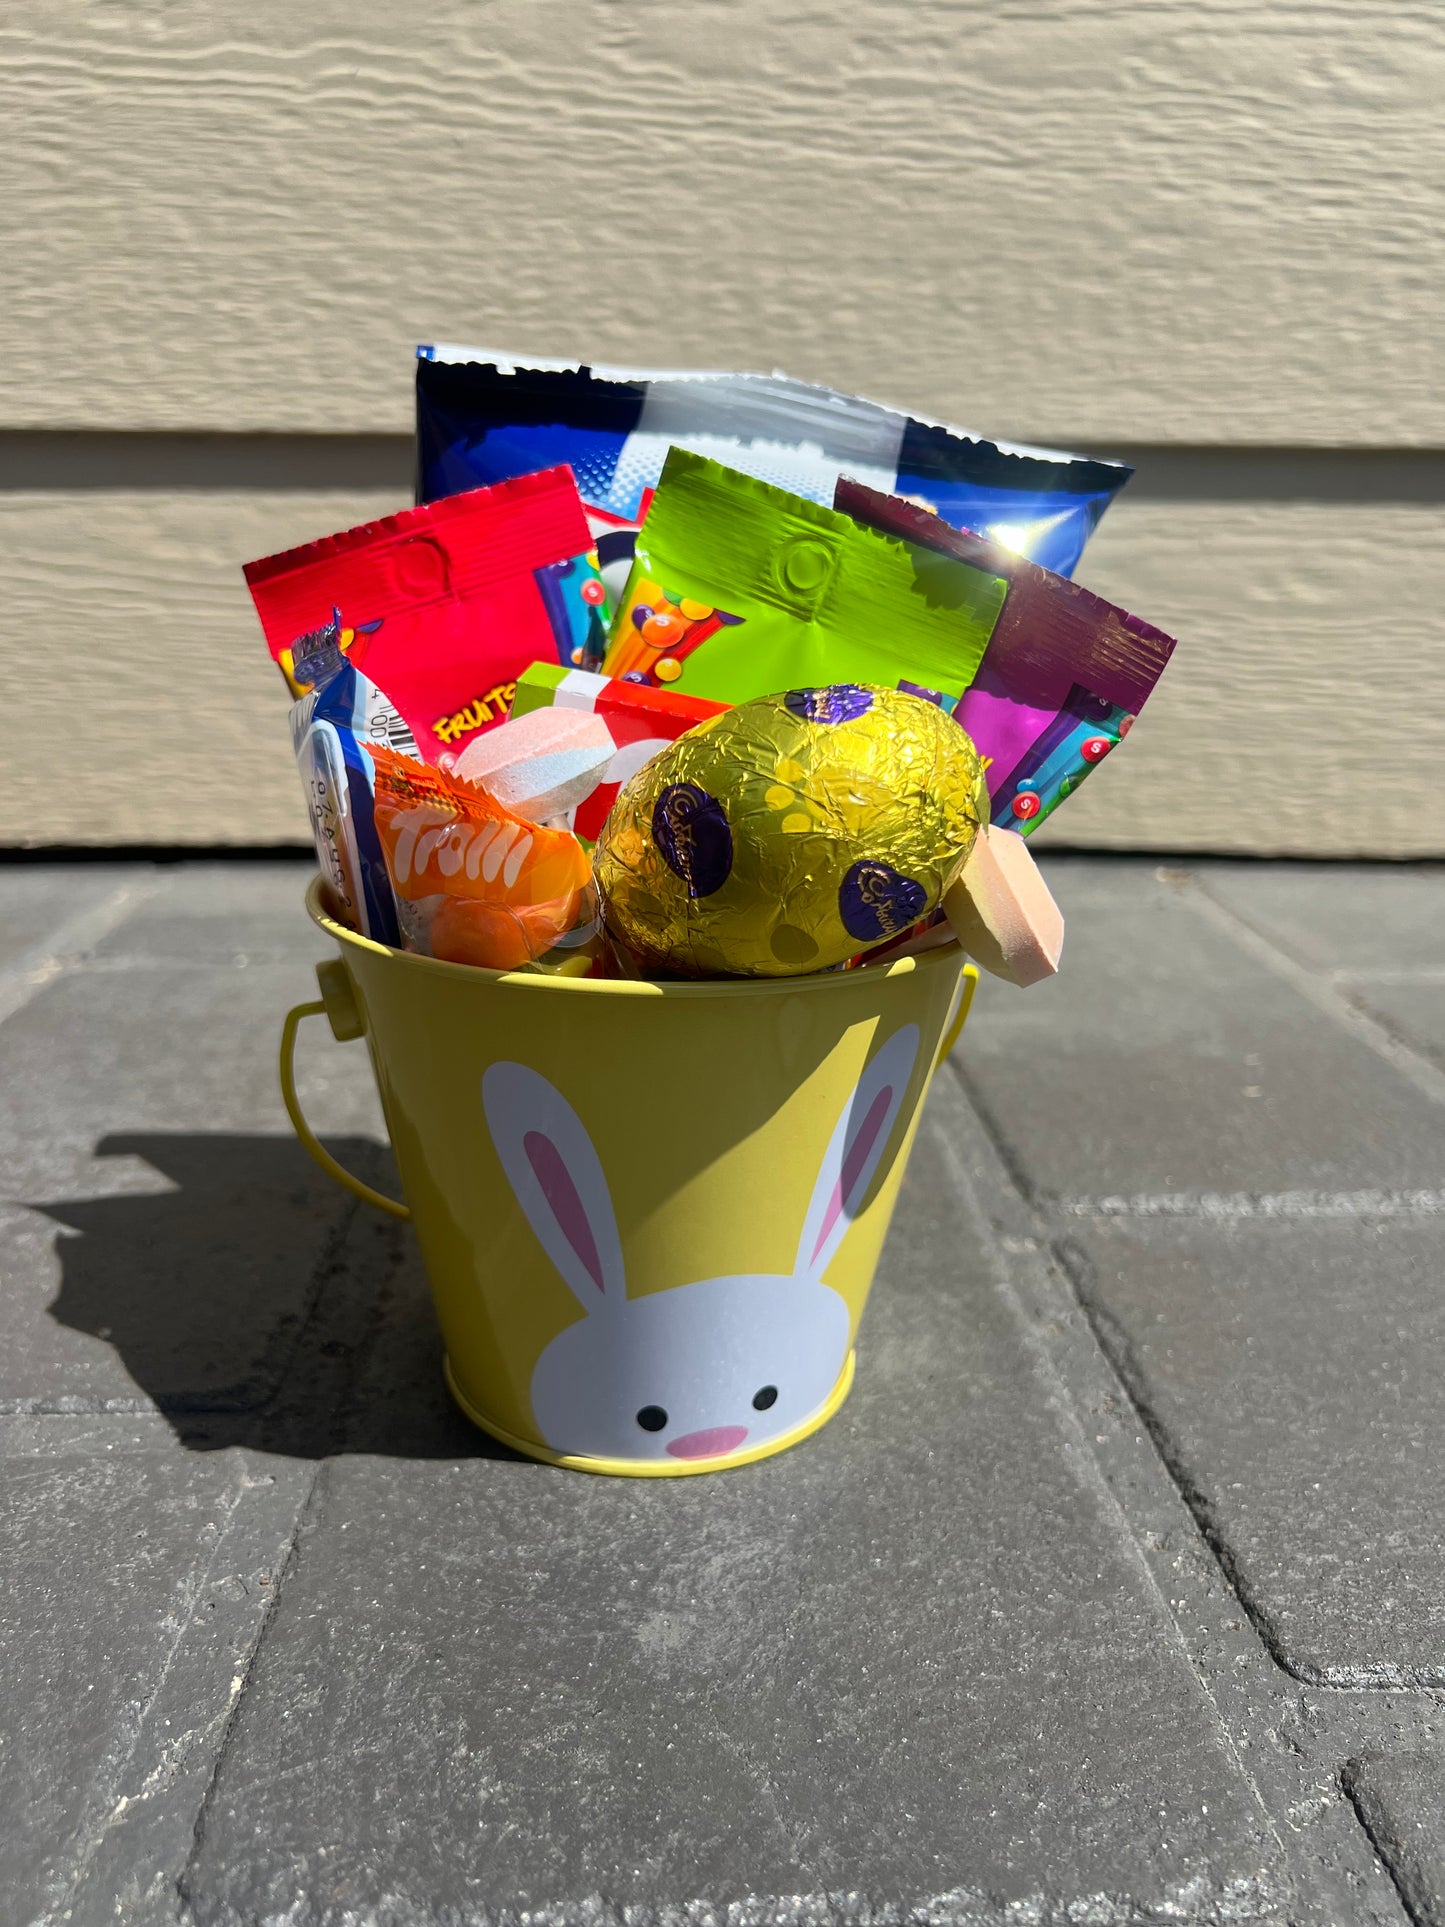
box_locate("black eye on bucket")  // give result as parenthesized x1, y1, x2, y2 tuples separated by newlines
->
(636, 1405, 668, 1432)
(752, 1385, 778, 1411)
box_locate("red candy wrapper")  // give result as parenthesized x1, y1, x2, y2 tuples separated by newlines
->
(834, 479, 1176, 834)
(244, 467, 607, 765)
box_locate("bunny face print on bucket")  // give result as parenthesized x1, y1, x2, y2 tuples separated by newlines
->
(482, 1024, 920, 1467)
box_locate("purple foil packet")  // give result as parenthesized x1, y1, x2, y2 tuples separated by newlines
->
(835, 480, 1176, 833)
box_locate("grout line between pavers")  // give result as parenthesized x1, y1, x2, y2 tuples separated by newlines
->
(0, 874, 167, 1031)
(1342, 1762, 1435, 1927)
(1177, 877, 1445, 1110)
(173, 1460, 329, 1927)
(0, 1411, 177, 1457)
(932, 1089, 1300, 1836)
(52, 951, 325, 975)
(55, 1454, 322, 1927)
(34, 1460, 258, 1926)
(164, 1212, 412, 1918)
(1047, 1189, 1445, 1221)
(1330, 968, 1445, 988)
(948, 1045, 1445, 1694)
(1044, 1232, 1445, 1694)
(0, 1394, 164, 1416)
(11, 1146, 398, 1918)
(935, 1062, 1415, 1923)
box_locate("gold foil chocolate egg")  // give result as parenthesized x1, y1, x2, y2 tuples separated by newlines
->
(594, 684, 988, 977)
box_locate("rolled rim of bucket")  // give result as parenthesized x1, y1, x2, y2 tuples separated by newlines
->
(304, 875, 966, 1000)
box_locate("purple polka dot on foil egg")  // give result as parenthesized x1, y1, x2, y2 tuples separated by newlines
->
(652, 783, 733, 898)
(783, 685, 874, 726)
(838, 860, 927, 942)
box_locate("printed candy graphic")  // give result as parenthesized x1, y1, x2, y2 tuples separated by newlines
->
(990, 686, 1134, 835)
(533, 553, 609, 671)
(482, 1025, 921, 1462)
(280, 604, 384, 694)
(603, 575, 745, 688)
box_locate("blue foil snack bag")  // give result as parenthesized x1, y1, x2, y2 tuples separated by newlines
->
(288, 620, 416, 944)
(414, 349, 1130, 588)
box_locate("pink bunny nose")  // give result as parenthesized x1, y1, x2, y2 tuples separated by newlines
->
(666, 1425, 749, 1460)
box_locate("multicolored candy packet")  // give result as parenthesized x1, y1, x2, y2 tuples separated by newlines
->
(414, 348, 1131, 585)
(244, 467, 609, 765)
(510, 661, 727, 842)
(600, 451, 1009, 709)
(834, 480, 1177, 834)
(288, 625, 416, 946)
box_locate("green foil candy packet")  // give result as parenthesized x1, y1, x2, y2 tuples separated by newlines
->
(601, 450, 1007, 709)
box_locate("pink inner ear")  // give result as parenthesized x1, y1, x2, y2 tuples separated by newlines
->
(524, 1131, 605, 1292)
(812, 1085, 893, 1263)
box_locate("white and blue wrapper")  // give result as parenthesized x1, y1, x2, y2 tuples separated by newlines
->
(290, 656, 416, 946)
(415, 348, 1130, 586)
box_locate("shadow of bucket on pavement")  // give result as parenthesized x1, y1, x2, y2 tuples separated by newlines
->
(33, 1131, 524, 1464)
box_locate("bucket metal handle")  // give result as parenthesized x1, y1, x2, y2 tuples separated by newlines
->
(279, 982, 411, 1221)
(934, 963, 978, 1069)
(280, 955, 972, 1227)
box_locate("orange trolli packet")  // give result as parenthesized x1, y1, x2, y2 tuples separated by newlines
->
(370, 747, 593, 970)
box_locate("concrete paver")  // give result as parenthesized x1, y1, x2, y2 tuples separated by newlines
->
(1, 855, 1442, 1925)
(1058, 1215, 1445, 1683)
(1345, 980, 1445, 1071)
(0, 963, 347, 1194)
(1194, 861, 1445, 1075)
(0, 1434, 310, 1927)
(1195, 863, 1445, 976)
(0, 867, 149, 972)
(89, 861, 320, 968)
(957, 861, 1445, 1199)
(1349, 1754, 1445, 1927)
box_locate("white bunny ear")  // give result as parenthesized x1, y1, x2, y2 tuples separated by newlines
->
(795, 1024, 921, 1283)
(482, 1062, 625, 1313)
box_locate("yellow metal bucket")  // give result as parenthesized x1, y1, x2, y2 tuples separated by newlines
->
(281, 878, 975, 1476)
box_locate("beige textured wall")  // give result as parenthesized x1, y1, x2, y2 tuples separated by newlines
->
(4, 1, 1442, 853)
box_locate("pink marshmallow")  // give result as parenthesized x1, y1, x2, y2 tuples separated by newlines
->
(943, 826, 1064, 988)
(452, 707, 614, 822)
